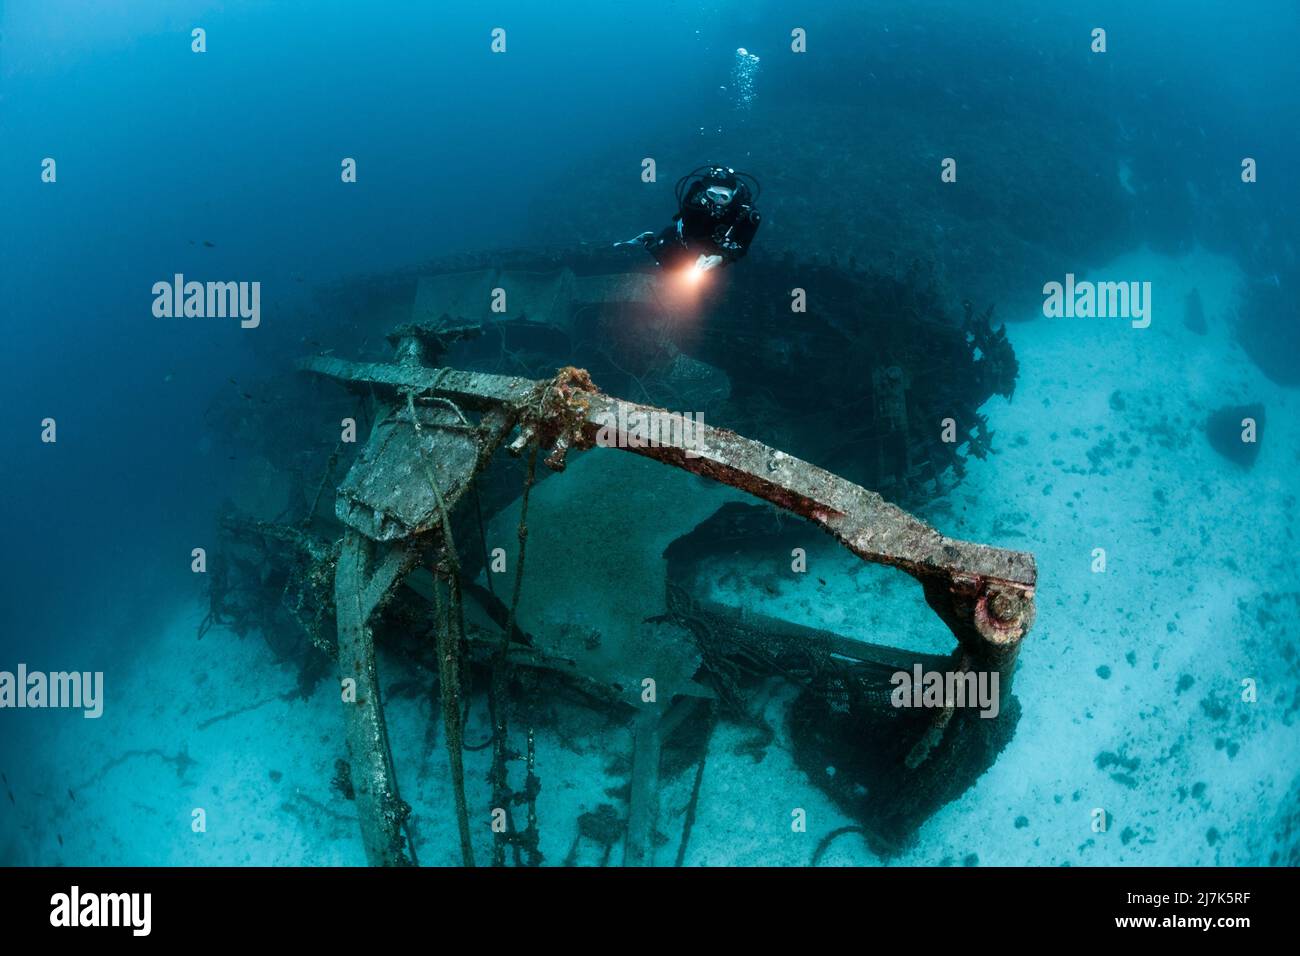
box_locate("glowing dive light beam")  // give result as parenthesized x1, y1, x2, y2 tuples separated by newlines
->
(684, 253, 722, 285)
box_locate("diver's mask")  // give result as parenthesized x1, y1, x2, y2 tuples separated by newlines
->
(703, 185, 735, 212)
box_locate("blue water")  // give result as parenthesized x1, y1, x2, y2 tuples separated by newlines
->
(1, 0, 1297, 867)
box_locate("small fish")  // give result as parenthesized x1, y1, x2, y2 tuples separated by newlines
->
(241, 392, 254, 401)
(1, 772, 7, 786)
(164, 372, 174, 383)
(67, 788, 75, 802)
(203, 240, 215, 248)
(817, 578, 827, 586)
(5, 790, 13, 806)
(228, 377, 238, 385)
(57, 835, 63, 847)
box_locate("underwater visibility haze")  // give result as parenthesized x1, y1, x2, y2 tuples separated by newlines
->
(1, 0, 1299, 875)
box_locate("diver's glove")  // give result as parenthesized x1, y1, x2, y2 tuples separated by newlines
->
(694, 253, 724, 273)
(613, 231, 655, 248)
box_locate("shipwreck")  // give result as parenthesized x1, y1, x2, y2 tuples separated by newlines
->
(209, 251, 1036, 866)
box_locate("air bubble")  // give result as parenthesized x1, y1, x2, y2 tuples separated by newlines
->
(731, 47, 761, 111)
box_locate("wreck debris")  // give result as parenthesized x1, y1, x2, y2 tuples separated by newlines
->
(1206, 403, 1264, 467)
(564, 803, 622, 866)
(218, 260, 1036, 865)
(330, 758, 355, 801)
(661, 502, 1025, 852)
(281, 322, 1033, 863)
(623, 707, 664, 867)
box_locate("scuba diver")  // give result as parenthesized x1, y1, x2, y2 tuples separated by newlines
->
(616, 165, 761, 275)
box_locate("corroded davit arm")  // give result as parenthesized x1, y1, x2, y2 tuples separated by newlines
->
(299, 356, 1037, 674)
(577, 391, 1035, 667)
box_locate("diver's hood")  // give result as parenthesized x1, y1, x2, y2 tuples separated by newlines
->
(702, 167, 739, 190)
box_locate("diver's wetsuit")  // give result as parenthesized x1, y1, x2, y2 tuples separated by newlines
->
(644, 171, 761, 270)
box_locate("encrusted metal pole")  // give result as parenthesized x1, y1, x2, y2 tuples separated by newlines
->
(623, 708, 663, 867)
(335, 528, 417, 866)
